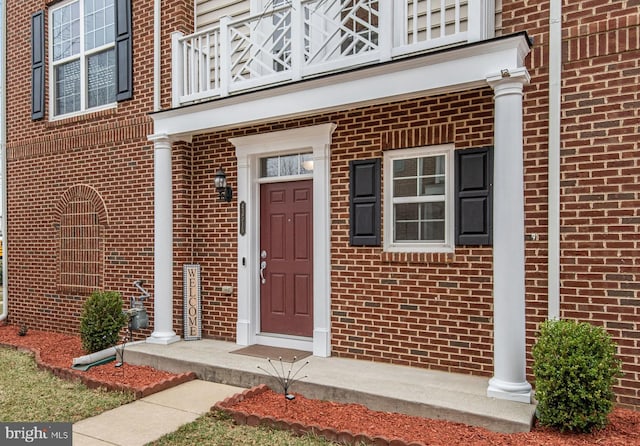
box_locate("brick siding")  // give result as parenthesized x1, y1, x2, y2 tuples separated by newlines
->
(4, 0, 182, 333)
(4, 0, 639, 409)
(503, 1, 640, 408)
(189, 89, 496, 375)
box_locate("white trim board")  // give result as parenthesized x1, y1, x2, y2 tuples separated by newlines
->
(230, 123, 336, 357)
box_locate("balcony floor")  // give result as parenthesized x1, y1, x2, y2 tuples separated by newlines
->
(126, 339, 536, 433)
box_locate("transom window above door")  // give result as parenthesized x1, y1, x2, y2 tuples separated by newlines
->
(260, 153, 314, 178)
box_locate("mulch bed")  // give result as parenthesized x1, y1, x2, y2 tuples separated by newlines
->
(0, 323, 195, 398)
(215, 386, 640, 446)
(2, 323, 639, 445)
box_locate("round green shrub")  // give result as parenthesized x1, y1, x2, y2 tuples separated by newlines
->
(79, 290, 127, 353)
(532, 319, 622, 433)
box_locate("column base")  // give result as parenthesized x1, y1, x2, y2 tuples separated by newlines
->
(147, 331, 180, 345)
(313, 328, 331, 357)
(236, 319, 252, 346)
(487, 377, 532, 404)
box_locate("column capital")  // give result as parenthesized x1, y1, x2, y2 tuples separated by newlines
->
(486, 67, 531, 91)
(148, 133, 192, 146)
(148, 132, 172, 144)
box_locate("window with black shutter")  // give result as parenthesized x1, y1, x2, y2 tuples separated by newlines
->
(454, 147, 493, 246)
(383, 145, 453, 252)
(38, 0, 132, 119)
(31, 11, 45, 120)
(349, 158, 381, 246)
(115, 0, 133, 101)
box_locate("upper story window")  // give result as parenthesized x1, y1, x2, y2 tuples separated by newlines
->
(384, 145, 454, 253)
(50, 0, 116, 117)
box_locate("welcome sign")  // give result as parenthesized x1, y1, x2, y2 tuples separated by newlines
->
(183, 264, 202, 340)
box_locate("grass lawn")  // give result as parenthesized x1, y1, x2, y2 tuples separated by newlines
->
(147, 411, 339, 446)
(0, 347, 134, 422)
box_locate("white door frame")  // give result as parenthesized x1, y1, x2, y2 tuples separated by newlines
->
(230, 123, 336, 356)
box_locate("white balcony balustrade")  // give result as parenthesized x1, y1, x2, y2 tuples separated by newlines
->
(172, 0, 494, 108)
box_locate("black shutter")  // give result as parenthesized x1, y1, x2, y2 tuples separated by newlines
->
(115, 0, 133, 101)
(455, 147, 493, 246)
(31, 11, 45, 120)
(349, 159, 381, 246)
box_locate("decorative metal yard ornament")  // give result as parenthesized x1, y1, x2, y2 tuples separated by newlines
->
(258, 356, 309, 400)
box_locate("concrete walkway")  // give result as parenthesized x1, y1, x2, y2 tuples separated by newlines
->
(72, 380, 243, 446)
(126, 339, 537, 433)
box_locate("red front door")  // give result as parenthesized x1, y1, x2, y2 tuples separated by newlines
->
(260, 180, 313, 337)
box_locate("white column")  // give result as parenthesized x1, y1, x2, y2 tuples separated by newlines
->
(486, 68, 532, 403)
(312, 136, 332, 357)
(148, 134, 180, 345)
(235, 152, 253, 346)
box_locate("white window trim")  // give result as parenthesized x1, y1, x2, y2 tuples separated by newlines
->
(383, 144, 455, 253)
(48, 0, 117, 119)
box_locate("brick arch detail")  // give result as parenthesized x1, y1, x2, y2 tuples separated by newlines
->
(54, 184, 109, 227)
(54, 185, 108, 294)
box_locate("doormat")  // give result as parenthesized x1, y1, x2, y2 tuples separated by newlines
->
(231, 345, 312, 363)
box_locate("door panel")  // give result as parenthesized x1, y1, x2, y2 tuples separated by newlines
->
(270, 213, 286, 260)
(294, 274, 311, 315)
(294, 213, 311, 260)
(269, 274, 286, 313)
(260, 180, 313, 337)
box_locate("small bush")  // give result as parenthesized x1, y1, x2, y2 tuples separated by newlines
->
(80, 290, 127, 353)
(532, 319, 622, 432)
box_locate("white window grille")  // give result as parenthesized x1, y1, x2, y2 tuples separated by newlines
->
(384, 145, 455, 252)
(50, 0, 116, 117)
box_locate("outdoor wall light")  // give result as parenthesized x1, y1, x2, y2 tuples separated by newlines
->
(214, 168, 233, 202)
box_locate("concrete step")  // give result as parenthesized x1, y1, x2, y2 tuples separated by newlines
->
(125, 339, 536, 433)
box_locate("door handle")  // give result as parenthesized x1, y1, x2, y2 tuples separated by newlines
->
(260, 260, 267, 284)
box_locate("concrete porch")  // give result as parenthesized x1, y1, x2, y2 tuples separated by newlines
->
(126, 339, 536, 433)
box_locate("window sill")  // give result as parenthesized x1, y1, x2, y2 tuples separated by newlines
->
(381, 251, 455, 265)
(45, 105, 117, 129)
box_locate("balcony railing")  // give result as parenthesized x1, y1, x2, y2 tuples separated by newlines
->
(172, 0, 494, 107)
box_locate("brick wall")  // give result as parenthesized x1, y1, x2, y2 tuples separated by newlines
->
(502, 1, 640, 408)
(5, 0, 639, 410)
(4, 0, 192, 334)
(189, 89, 497, 375)
(186, 0, 640, 407)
